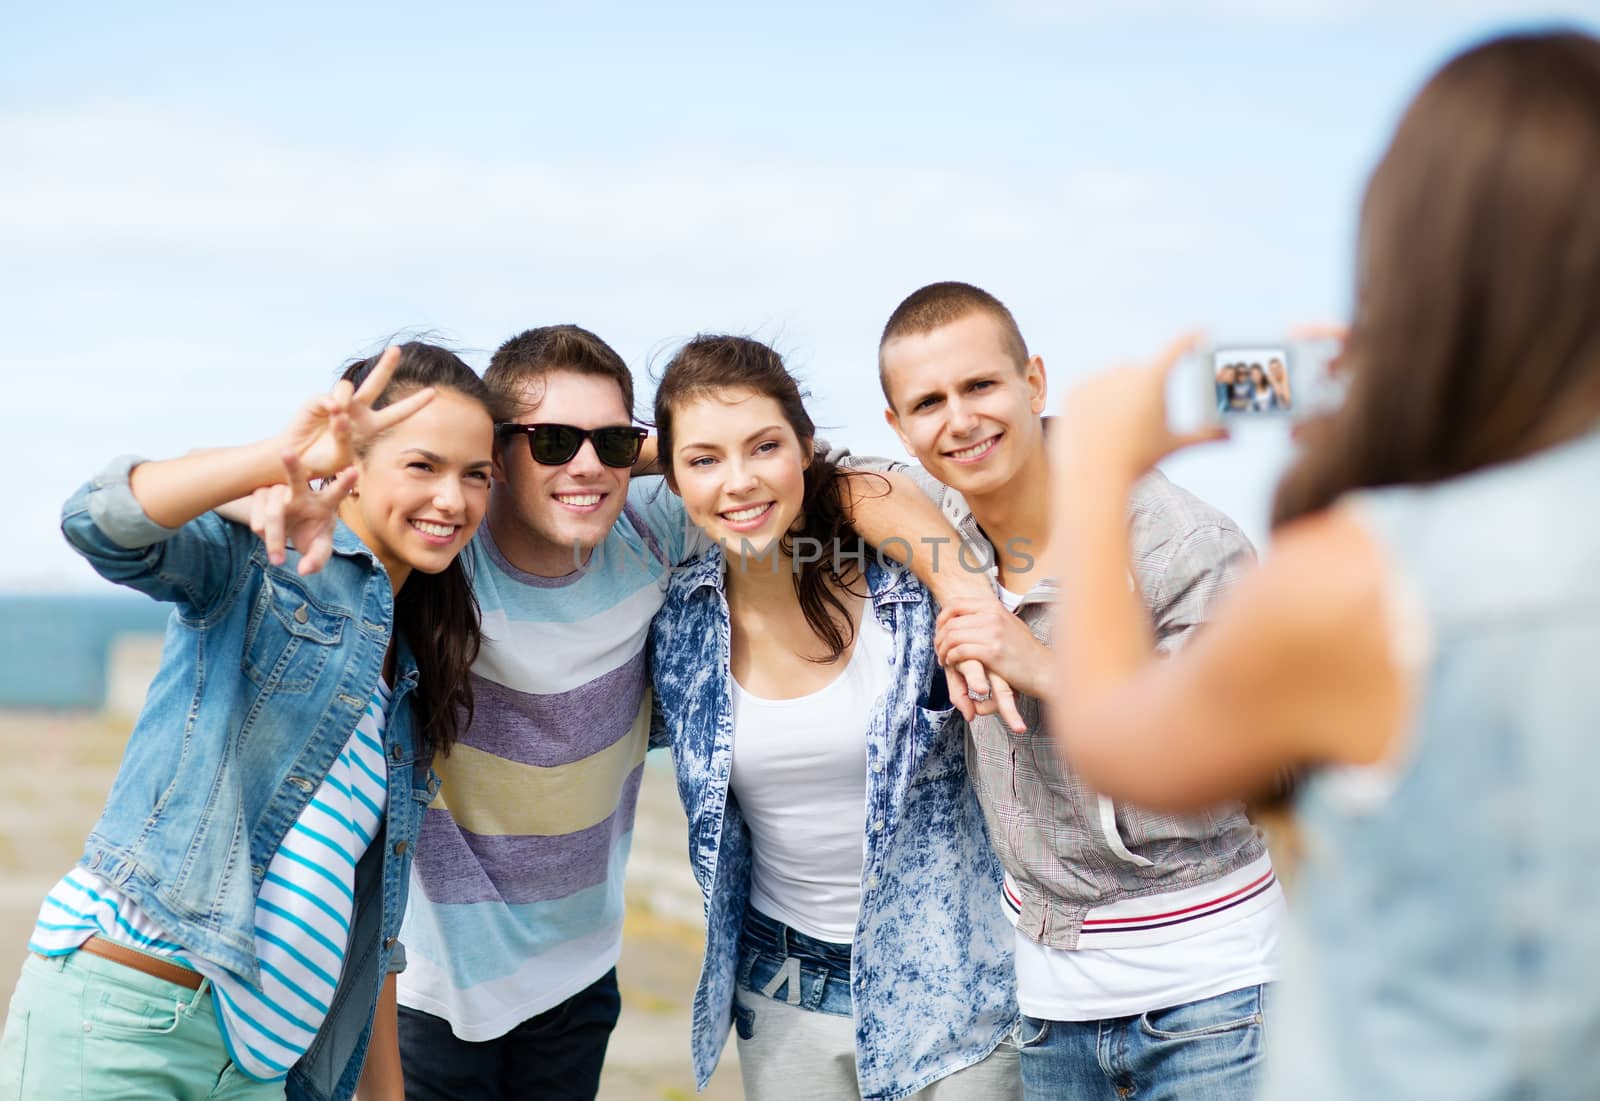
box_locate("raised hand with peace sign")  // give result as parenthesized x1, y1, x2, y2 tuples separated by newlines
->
(281, 345, 438, 479)
(249, 452, 359, 575)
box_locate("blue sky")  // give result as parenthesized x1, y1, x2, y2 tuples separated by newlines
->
(4, 1, 1596, 587)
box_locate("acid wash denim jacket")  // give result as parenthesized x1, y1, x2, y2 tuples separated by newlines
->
(649, 548, 1018, 1101)
(61, 457, 437, 1101)
(1269, 429, 1600, 1101)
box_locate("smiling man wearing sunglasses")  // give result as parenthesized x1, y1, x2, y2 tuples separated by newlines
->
(497, 421, 650, 471)
(488, 418, 655, 574)
(393, 325, 703, 1101)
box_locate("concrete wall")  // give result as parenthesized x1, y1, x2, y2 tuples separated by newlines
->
(105, 633, 164, 721)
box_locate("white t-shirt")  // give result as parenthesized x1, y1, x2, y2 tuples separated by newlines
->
(1012, 856, 1285, 1020)
(729, 608, 892, 944)
(994, 585, 1285, 1020)
(398, 480, 701, 1041)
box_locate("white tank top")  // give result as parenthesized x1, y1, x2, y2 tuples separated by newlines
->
(729, 608, 892, 944)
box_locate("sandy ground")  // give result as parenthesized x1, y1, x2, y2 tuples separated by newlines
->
(0, 712, 741, 1100)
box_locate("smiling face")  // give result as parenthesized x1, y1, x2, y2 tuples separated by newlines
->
(489, 369, 634, 575)
(880, 311, 1047, 501)
(343, 387, 495, 589)
(667, 388, 810, 562)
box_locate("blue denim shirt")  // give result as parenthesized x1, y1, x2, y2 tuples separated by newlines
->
(649, 549, 1017, 1101)
(61, 457, 436, 1101)
(1267, 428, 1600, 1100)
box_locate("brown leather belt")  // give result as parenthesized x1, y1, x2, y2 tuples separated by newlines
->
(74, 935, 203, 991)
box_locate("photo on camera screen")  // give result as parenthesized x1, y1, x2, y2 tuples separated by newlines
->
(1213, 346, 1292, 415)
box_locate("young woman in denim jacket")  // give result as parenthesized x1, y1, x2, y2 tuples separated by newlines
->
(1041, 33, 1600, 1100)
(0, 344, 500, 1101)
(648, 336, 1019, 1101)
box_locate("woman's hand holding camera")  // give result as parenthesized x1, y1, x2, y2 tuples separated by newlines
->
(1058, 332, 1227, 486)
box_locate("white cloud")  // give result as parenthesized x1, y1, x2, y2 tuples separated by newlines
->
(0, 109, 1203, 280)
(1, 107, 1290, 588)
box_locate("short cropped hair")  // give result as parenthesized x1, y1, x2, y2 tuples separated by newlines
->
(878, 281, 1029, 403)
(486, 324, 634, 419)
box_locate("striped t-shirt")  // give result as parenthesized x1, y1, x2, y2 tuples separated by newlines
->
(31, 681, 390, 1080)
(397, 477, 697, 1040)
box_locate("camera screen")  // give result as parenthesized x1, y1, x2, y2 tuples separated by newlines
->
(1214, 347, 1292, 415)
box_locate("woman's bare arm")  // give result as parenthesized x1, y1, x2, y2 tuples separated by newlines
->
(1045, 337, 1412, 811)
(843, 468, 1027, 731)
(131, 346, 427, 529)
(1054, 508, 1408, 810)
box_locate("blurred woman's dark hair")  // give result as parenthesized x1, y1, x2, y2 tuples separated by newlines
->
(654, 335, 885, 664)
(341, 342, 508, 759)
(1274, 31, 1600, 527)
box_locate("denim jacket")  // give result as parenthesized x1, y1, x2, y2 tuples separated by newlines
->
(61, 457, 437, 1101)
(1268, 429, 1600, 1100)
(649, 549, 1017, 1101)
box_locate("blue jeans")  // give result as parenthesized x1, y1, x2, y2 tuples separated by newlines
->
(1017, 984, 1268, 1101)
(396, 968, 620, 1101)
(733, 907, 854, 1032)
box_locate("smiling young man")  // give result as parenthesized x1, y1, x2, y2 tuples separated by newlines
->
(388, 325, 683, 1101)
(878, 283, 1285, 1101)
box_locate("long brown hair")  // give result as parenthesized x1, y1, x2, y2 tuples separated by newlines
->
(1274, 31, 1600, 527)
(655, 335, 884, 663)
(342, 342, 507, 759)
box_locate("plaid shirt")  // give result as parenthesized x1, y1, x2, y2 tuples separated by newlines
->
(905, 464, 1268, 949)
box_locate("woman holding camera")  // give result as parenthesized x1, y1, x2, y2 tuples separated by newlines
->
(1047, 32, 1600, 1099)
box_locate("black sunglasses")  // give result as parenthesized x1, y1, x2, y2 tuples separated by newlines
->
(495, 422, 648, 468)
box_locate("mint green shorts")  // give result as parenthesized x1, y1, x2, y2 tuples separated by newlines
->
(0, 949, 284, 1100)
